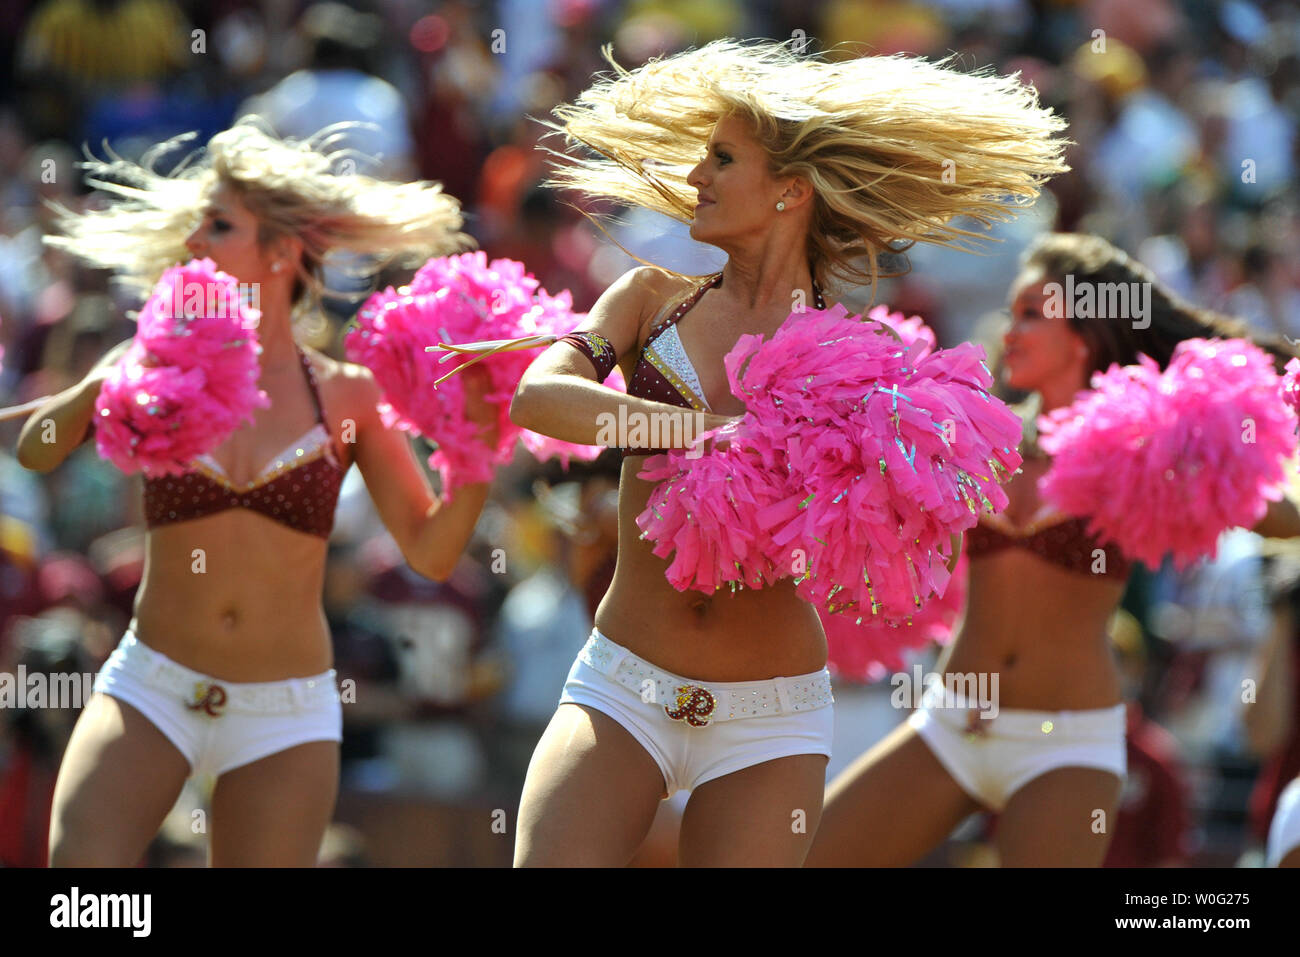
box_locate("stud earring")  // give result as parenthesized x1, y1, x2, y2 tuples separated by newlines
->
(776, 201, 786, 212)
(271, 262, 283, 273)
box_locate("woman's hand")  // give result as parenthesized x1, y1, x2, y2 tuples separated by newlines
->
(461, 366, 501, 448)
(689, 412, 745, 455)
(1252, 496, 1300, 539)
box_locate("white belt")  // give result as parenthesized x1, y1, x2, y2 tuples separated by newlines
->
(581, 630, 833, 726)
(111, 633, 339, 717)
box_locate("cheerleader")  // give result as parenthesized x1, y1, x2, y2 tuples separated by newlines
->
(808, 233, 1300, 867)
(16, 119, 498, 866)
(1267, 776, 1300, 866)
(507, 39, 1069, 866)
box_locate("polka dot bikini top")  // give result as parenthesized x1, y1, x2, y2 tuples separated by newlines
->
(964, 510, 1132, 580)
(142, 347, 345, 538)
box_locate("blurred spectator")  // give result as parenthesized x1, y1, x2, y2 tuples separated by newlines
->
(237, 3, 417, 182)
(1104, 611, 1193, 867)
(4, 0, 1300, 868)
(0, 608, 104, 867)
(1243, 547, 1300, 858)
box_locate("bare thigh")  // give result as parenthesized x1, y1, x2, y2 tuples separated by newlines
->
(209, 741, 339, 867)
(996, 767, 1122, 867)
(49, 693, 191, 867)
(628, 798, 685, 868)
(805, 719, 979, 867)
(514, 704, 666, 867)
(678, 754, 829, 867)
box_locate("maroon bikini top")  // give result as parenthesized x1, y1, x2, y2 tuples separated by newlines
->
(964, 510, 1132, 580)
(557, 272, 825, 455)
(142, 347, 345, 538)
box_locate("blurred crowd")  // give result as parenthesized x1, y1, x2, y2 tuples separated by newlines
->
(1, 0, 1299, 866)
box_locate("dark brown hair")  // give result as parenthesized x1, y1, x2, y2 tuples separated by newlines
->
(1019, 233, 1295, 375)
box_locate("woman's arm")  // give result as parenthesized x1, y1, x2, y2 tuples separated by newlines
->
(345, 364, 497, 582)
(1252, 497, 1300, 540)
(16, 338, 132, 473)
(1242, 601, 1296, 759)
(511, 267, 733, 447)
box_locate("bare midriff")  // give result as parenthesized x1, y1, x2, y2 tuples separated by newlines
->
(130, 511, 334, 682)
(596, 455, 827, 683)
(941, 459, 1126, 711)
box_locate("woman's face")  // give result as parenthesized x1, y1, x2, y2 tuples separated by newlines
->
(686, 114, 795, 245)
(1001, 268, 1091, 393)
(183, 182, 283, 287)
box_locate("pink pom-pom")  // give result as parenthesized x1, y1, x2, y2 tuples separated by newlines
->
(1282, 357, 1300, 418)
(636, 304, 1022, 635)
(346, 252, 609, 497)
(1039, 338, 1297, 569)
(822, 552, 968, 683)
(94, 259, 266, 476)
(867, 305, 937, 356)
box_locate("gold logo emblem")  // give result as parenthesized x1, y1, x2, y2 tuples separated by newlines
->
(665, 685, 717, 727)
(186, 681, 228, 718)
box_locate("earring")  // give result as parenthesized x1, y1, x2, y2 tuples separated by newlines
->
(271, 262, 283, 273)
(776, 201, 786, 212)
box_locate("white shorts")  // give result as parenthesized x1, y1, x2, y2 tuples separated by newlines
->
(907, 682, 1126, 812)
(1266, 777, 1300, 867)
(558, 629, 834, 796)
(93, 631, 342, 780)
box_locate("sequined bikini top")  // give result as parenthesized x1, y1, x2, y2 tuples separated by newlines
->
(142, 347, 345, 538)
(964, 507, 1132, 580)
(622, 272, 826, 455)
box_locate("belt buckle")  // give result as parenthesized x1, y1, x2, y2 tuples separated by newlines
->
(963, 708, 989, 741)
(665, 684, 716, 728)
(185, 681, 228, 718)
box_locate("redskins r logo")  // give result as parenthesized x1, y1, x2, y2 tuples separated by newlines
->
(664, 685, 717, 728)
(186, 681, 228, 718)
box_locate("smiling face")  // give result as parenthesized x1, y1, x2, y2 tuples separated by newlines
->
(1001, 267, 1091, 394)
(686, 113, 799, 245)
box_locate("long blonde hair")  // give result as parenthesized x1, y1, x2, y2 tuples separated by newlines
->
(539, 38, 1071, 291)
(45, 117, 474, 313)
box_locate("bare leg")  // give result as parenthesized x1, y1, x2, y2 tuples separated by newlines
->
(208, 741, 339, 867)
(49, 694, 191, 866)
(514, 704, 666, 867)
(806, 720, 980, 867)
(629, 796, 685, 867)
(678, 754, 828, 867)
(996, 767, 1121, 867)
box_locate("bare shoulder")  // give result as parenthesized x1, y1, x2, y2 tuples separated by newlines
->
(629, 266, 707, 337)
(302, 346, 382, 412)
(632, 265, 696, 302)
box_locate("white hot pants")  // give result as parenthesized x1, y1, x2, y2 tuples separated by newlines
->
(907, 681, 1127, 812)
(558, 629, 834, 796)
(93, 631, 342, 780)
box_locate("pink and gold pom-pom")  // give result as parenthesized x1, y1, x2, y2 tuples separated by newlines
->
(345, 251, 613, 498)
(1040, 338, 1297, 569)
(635, 303, 1021, 672)
(821, 552, 968, 683)
(95, 258, 266, 476)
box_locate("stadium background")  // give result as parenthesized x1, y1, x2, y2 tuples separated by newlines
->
(1, 0, 1298, 866)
